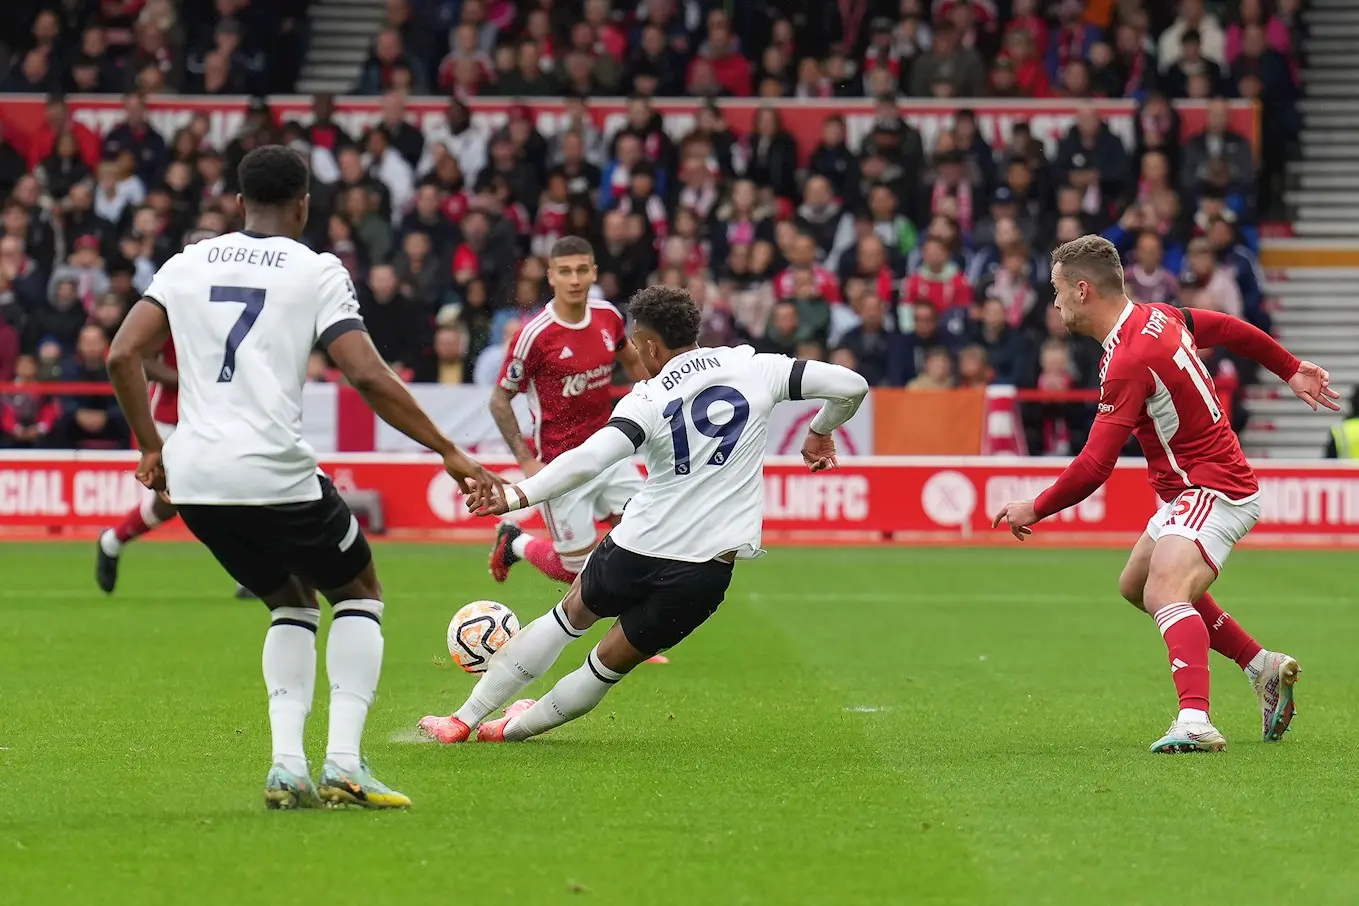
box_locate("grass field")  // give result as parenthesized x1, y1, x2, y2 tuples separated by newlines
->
(2, 541, 1358, 905)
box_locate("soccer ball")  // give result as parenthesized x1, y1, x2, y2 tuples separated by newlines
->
(447, 600, 520, 674)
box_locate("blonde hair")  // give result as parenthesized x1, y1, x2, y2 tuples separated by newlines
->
(1051, 234, 1125, 296)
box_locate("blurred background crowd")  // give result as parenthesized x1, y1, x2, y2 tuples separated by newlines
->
(0, 0, 1303, 453)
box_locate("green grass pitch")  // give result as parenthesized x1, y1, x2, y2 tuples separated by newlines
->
(2, 541, 1358, 905)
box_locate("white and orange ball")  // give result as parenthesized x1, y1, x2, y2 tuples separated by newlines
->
(447, 601, 520, 674)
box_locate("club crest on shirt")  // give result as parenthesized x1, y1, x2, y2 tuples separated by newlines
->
(506, 359, 525, 382)
(601, 329, 616, 352)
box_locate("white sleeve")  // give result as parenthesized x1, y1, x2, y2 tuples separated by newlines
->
(797, 360, 870, 436)
(513, 426, 638, 509)
(314, 254, 367, 347)
(753, 352, 798, 403)
(142, 253, 185, 310)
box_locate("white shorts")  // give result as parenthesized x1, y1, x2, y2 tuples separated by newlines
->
(540, 458, 643, 553)
(1145, 488, 1260, 575)
(155, 421, 176, 441)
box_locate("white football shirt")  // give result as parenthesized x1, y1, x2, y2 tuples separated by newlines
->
(604, 345, 800, 562)
(144, 231, 365, 504)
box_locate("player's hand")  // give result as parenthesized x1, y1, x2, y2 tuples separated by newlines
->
(991, 499, 1038, 541)
(467, 484, 518, 518)
(443, 449, 505, 504)
(801, 430, 838, 472)
(1288, 361, 1342, 412)
(135, 449, 166, 493)
(517, 458, 544, 478)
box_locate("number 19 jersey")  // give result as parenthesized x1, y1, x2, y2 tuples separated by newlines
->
(605, 345, 801, 563)
(144, 231, 365, 505)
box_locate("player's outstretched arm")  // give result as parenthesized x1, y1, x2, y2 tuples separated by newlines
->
(468, 426, 636, 517)
(790, 360, 869, 472)
(327, 329, 499, 497)
(992, 374, 1142, 540)
(1186, 308, 1340, 411)
(108, 298, 172, 489)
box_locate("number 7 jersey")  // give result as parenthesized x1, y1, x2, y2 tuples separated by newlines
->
(605, 345, 804, 563)
(1098, 302, 1257, 503)
(144, 231, 365, 505)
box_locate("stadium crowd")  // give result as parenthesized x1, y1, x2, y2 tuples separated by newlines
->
(0, 0, 1303, 453)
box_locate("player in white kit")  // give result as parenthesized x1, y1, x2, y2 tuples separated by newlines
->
(417, 284, 868, 744)
(107, 145, 499, 809)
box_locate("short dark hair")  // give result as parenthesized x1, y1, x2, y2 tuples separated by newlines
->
(549, 236, 594, 260)
(628, 285, 701, 349)
(238, 145, 309, 206)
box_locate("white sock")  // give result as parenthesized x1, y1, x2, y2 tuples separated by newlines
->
(139, 495, 166, 529)
(263, 606, 319, 777)
(510, 533, 534, 559)
(325, 599, 385, 773)
(99, 528, 121, 557)
(504, 646, 623, 741)
(454, 601, 583, 727)
(1178, 708, 1210, 725)
(1244, 649, 1268, 681)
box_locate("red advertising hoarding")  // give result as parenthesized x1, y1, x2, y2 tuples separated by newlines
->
(0, 95, 1258, 163)
(1, 453, 1355, 548)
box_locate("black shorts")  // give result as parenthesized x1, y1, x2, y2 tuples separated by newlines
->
(579, 534, 734, 655)
(178, 476, 372, 597)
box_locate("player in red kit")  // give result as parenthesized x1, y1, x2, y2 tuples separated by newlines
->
(95, 339, 182, 593)
(486, 236, 650, 586)
(993, 236, 1339, 754)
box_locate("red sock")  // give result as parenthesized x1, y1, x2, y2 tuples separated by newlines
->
(1193, 593, 1263, 670)
(1154, 603, 1211, 713)
(114, 503, 155, 544)
(523, 538, 578, 583)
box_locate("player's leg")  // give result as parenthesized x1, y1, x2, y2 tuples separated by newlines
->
(480, 552, 733, 742)
(95, 494, 179, 594)
(293, 481, 408, 809)
(492, 478, 600, 583)
(1121, 529, 1267, 672)
(1142, 531, 1223, 753)
(419, 558, 608, 742)
(177, 504, 321, 809)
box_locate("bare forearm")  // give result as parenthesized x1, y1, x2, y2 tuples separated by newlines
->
(354, 370, 455, 456)
(141, 358, 178, 389)
(108, 355, 163, 452)
(490, 391, 534, 464)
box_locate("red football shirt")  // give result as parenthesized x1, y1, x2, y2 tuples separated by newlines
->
(497, 300, 627, 463)
(150, 339, 178, 426)
(1035, 303, 1301, 518)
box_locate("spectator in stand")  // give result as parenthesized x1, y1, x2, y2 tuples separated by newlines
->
(1181, 99, 1255, 205)
(1055, 106, 1132, 220)
(371, 90, 425, 172)
(1160, 0, 1227, 73)
(1, 355, 61, 448)
(46, 324, 128, 449)
(1162, 29, 1225, 100)
(836, 294, 907, 387)
(968, 296, 1022, 384)
(1207, 213, 1266, 330)
(911, 24, 986, 98)
(977, 244, 1044, 330)
(774, 232, 840, 304)
(1047, 0, 1098, 83)
(968, 216, 1042, 289)
(1125, 231, 1180, 305)
(1181, 237, 1243, 319)
(357, 28, 430, 95)
(739, 107, 799, 202)
(414, 323, 470, 384)
(686, 9, 750, 98)
(26, 95, 102, 173)
(998, 28, 1051, 98)
(907, 346, 954, 390)
(360, 264, 424, 372)
(753, 301, 800, 357)
(902, 237, 972, 316)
